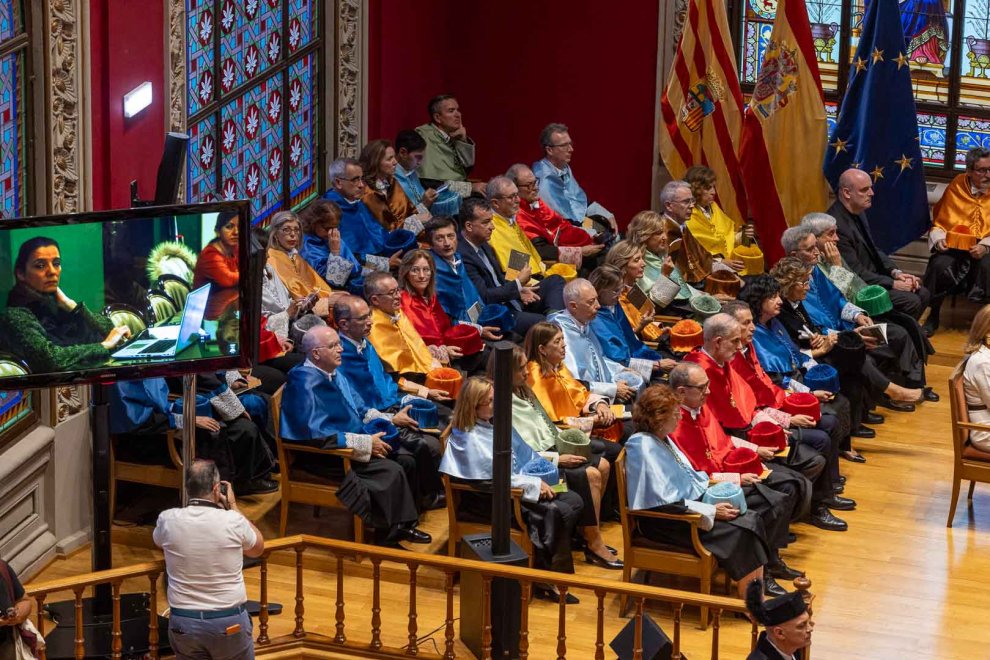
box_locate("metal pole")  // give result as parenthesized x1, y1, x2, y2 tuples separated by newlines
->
(181, 373, 197, 505)
(90, 383, 112, 608)
(490, 341, 514, 557)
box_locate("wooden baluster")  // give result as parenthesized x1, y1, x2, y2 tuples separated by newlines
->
(672, 603, 683, 660)
(751, 619, 759, 653)
(556, 586, 569, 660)
(34, 595, 46, 638)
(72, 587, 84, 660)
(371, 558, 383, 650)
(443, 571, 455, 660)
(334, 555, 346, 644)
(794, 575, 813, 660)
(519, 581, 531, 660)
(407, 563, 418, 655)
(481, 576, 493, 660)
(594, 589, 606, 660)
(148, 574, 160, 660)
(111, 581, 122, 660)
(633, 597, 645, 660)
(257, 557, 270, 645)
(710, 608, 721, 660)
(293, 548, 306, 638)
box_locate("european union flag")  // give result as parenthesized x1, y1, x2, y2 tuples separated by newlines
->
(822, 0, 928, 253)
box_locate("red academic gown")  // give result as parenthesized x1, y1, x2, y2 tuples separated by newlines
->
(400, 290, 451, 347)
(258, 316, 283, 363)
(670, 405, 735, 474)
(516, 198, 594, 247)
(684, 349, 756, 430)
(731, 344, 786, 409)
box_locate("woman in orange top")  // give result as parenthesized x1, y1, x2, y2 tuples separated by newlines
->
(604, 240, 663, 341)
(360, 139, 425, 232)
(193, 211, 240, 290)
(523, 321, 624, 442)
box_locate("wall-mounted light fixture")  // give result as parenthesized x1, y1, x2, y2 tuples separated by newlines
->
(123, 81, 153, 118)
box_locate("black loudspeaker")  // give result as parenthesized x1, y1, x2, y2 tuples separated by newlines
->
(459, 533, 528, 659)
(154, 131, 190, 204)
(609, 613, 682, 660)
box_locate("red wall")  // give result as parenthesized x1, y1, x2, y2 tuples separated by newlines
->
(368, 1, 660, 227)
(90, 0, 166, 211)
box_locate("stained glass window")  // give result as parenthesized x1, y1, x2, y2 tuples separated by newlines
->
(733, 0, 990, 178)
(188, 0, 321, 225)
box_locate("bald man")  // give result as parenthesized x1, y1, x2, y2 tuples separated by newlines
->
(827, 168, 930, 322)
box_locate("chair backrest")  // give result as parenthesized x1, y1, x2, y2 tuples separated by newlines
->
(147, 290, 178, 324)
(0, 353, 29, 377)
(614, 449, 632, 540)
(103, 304, 148, 337)
(270, 384, 284, 440)
(950, 364, 969, 463)
(159, 275, 190, 309)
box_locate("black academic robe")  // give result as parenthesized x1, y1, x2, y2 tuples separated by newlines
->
(747, 631, 797, 660)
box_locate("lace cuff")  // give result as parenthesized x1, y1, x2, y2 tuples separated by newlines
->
(589, 381, 618, 399)
(170, 413, 183, 430)
(582, 394, 608, 414)
(684, 500, 716, 531)
(266, 311, 290, 338)
(511, 475, 543, 503)
(556, 245, 583, 268)
(210, 387, 246, 421)
(841, 301, 866, 323)
(448, 180, 473, 198)
(729, 436, 759, 451)
(325, 254, 354, 287)
(225, 370, 245, 388)
(403, 215, 426, 235)
(365, 254, 391, 272)
(343, 433, 373, 462)
(786, 378, 811, 393)
(362, 408, 393, 424)
(428, 344, 451, 364)
(757, 407, 791, 428)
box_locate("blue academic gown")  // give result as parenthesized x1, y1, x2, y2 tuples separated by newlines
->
(338, 338, 402, 411)
(395, 164, 461, 217)
(323, 189, 388, 259)
(439, 422, 542, 501)
(805, 266, 857, 332)
(533, 158, 588, 222)
(624, 432, 709, 511)
(549, 310, 645, 394)
(590, 305, 662, 366)
(300, 232, 361, 286)
(110, 378, 211, 434)
(432, 250, 483, 323)
(279, 363, 366, 446)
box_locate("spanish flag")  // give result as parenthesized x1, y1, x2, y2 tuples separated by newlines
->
(659, 0, 748, 224)
(739, 0, 830, 264)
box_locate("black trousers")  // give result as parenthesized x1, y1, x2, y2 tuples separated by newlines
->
(924, 250, 990, 305)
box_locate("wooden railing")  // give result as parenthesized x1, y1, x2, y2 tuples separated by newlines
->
(25, 534, 814, 660)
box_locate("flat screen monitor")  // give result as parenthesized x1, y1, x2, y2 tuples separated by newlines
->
(0, 200, 257, 390)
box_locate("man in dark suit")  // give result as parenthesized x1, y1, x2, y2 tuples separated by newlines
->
(827, 168, 931, 326)
(455, 197, 565, 336)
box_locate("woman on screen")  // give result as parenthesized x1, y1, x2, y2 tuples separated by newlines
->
(1, 236, 130, 373)
(193, 211, 240, 290)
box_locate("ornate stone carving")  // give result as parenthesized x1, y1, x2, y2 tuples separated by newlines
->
(673, 0, 689, 49)
(52, 386, 85, 425)
(47, 0, 82, 215)
(167, 0, 187, 202)
(336, 0, 362, 158)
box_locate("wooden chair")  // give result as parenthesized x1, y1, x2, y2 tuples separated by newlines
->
(440, 436, 534, 566)
(615, 449, 717, 629)
(102, 303, 148, 337)
(147, 289, 179, 324)
(271, 385, 365, 542)
(947, 366, 990, 526)
(109, 406, 183, 520)
(158, 275, 191, 310)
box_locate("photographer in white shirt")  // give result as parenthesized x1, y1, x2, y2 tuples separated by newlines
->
(154, 460, 264, 659)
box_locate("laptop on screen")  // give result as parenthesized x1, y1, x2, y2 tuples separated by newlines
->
(112, 284, 212, 360)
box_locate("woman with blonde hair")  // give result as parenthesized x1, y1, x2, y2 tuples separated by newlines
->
(627, 210, 698, 305)
(683, 165, 762, 275)
(439, 377, 585, 599)
(961, 305, 990, 451)
(604, 240, 663, 341)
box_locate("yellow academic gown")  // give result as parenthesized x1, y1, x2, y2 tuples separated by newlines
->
(267, 248, 335, 300)
(526, 361, 623, 442)
(686, 203, 764, 276)
(367, 307, 435, 375)
(933, 173, 990, 238)
(490, 212, 576, 281)
(619, 288, 663, 341)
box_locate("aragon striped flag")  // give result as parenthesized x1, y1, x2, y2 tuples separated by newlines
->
(739, 0, 830, 264)
(659, 0, 748, 225)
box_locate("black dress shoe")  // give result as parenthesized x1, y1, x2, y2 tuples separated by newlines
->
(864, 412, 885, 425)
(239, 478, 279, 495)
(808, 507, 848, 531)
(533, 583, 580, 604)
(767, 558, 803, 580)
(763, 576, 788, 598)
(787, 533, 797, 544)
(923, 387, 939, 402)
(851, 426, 876, 439)
(833, 483, 845, 494)
(822, 495, 856, 511)
(841, 450, 867, 463)
(584, 550, 623, 570)
(397, 527, 433, 544)
(922, 319, 938, 338)
(838, 475, 847, 485)
(878, 397, 915, 412)
(421, 493, 446, 510)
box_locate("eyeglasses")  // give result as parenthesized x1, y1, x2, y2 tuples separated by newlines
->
(683, 380, 710, 390)
(492, 193, 520, 200)
(377, 286, 401, 298)
(974, 167, 990, 176)
(518, 177, 541, 189)
(337, 175, 363, 184)
(550, 141, 573, 149)
(673, 197, 695, 206)
(409, 266, 432, 276)
(314, 341, 342, 351)
(278, 226, 301, 236)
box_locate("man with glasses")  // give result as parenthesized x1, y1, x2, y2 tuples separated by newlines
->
(415, 95, 487, 198)
(507, 163, 606, 273)
(669, 362, 807, 594)
(660, 180, 714, 284)
(363, 271, 443, 383)
(324, 158, 402, 272)
(280, 324, 433, 547)
(922, 146, 990, 333)
(827, 168, 930, 322)
(533, 122, 618, 235)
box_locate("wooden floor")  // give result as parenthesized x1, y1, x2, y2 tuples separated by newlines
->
(26, 316, 990, 659)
